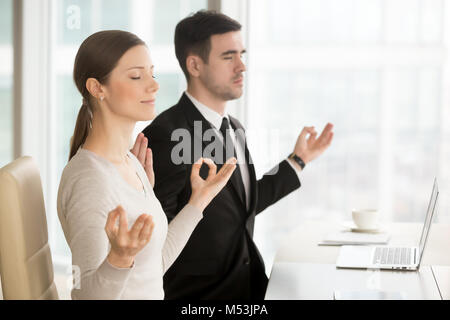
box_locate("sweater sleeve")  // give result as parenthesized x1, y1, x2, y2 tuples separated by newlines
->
(60, 171, 134, 300)
(161, 203, 203, 273)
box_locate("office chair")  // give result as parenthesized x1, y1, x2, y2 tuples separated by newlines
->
(0, 156, 59, 299)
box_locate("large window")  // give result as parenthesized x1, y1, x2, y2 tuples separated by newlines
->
(9, 0, 450, 297)
(246, 0, 450, 270)
(0, 0, 13, 167)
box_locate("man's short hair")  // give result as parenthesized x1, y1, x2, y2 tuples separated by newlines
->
(174, 10, 242, 80)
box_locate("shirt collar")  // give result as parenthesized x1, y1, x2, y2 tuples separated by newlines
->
(185, 91, 229, 130)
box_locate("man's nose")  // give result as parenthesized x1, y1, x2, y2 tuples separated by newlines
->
(236, 56, 246, 72)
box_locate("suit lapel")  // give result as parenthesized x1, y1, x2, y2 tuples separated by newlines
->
(180, 94, 247, 208)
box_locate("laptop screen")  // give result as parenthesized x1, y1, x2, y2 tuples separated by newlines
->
(417, 178, 439, 265)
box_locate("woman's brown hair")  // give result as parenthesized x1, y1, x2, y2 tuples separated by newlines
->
(69, 30, 145, 160)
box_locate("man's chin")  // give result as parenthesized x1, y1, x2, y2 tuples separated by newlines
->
(224, 89, 244, 101)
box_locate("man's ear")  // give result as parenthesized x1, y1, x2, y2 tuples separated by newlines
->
(85, 78, 105, 100)
(186, 55, 203, 78)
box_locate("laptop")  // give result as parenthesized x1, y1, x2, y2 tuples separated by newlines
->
(336, 178, 439, 271)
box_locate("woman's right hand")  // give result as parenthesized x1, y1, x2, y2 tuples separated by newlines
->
(105, 206, 155, 268)
(188, 157, 237, 212)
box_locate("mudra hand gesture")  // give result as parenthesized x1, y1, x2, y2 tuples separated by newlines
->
(293, 122, 334, 165)
(131, 133, 154, 187)
(132, 133, 237, 211)
(188, 157, 237, 211)
(105, 206, 154, 268)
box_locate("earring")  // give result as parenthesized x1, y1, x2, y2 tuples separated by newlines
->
(100, 96, 104, 101)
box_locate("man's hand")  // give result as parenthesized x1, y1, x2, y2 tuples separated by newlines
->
(293, 122, 334, 165)
(131, 133, 155, 187)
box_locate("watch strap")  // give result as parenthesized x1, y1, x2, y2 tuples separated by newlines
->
(289, 153, 306, 170)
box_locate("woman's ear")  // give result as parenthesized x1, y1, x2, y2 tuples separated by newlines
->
(86, 78, 105, 101)
(186, 55, 202, 79)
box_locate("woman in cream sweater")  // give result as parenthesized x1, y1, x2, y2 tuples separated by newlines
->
(57, 30, 236, 300)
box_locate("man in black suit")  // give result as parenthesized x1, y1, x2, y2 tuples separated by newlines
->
(142, 10, 334, 299)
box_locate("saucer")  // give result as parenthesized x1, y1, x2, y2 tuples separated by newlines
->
(341, 222, 383, 233)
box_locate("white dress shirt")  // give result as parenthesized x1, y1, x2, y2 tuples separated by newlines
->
(184, 91, 301, 211)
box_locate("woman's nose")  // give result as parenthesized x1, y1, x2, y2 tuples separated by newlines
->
(147, 77, 159, 93)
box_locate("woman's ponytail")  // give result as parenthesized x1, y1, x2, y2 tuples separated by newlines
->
(69, 100, 92, 160)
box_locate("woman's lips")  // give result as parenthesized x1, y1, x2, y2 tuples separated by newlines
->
(141, 99, 156, 105)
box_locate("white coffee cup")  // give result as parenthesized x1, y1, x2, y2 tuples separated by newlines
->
(352, 209, 379, 230)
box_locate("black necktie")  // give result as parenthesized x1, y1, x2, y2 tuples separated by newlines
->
(219, 117, 237, 160)
(219, 117, 246, 203)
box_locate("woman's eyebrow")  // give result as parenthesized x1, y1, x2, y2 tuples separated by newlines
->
(126, 65, 155, 71)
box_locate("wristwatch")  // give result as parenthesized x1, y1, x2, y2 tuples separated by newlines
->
(289, 153, 306, 170)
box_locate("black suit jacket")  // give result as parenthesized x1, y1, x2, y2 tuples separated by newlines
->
(142, 93, 301, 299)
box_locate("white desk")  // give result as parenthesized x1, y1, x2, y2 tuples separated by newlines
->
(265, 262, 441, 300)
(274, 221, 450, 265)
(265, 221, 450, 300)
(432, 266, 450, 300)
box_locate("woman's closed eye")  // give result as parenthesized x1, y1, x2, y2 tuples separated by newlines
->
(130, 74, 156, 80)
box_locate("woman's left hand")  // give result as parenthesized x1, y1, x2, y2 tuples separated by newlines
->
(131, 133, 155, 187)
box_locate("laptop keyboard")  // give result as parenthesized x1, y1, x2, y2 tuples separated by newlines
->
(372, 247, 412, 265)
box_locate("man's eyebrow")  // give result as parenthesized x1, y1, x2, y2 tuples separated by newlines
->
(126, 65, 155, 71)
(220, 49, 247, 56)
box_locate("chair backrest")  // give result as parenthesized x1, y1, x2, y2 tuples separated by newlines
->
(0, 156, 58, 300)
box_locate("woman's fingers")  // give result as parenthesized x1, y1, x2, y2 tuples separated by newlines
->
(202, 158, 217, 181)
(131, 133, 150, 167)
(139, 215, 155, 244)
(190, 157, 203, 179)
(138, 137, 148, 164)
(105, 207, 120, 237)
(217, 157, 237, 180)
(131, 133, 143, 157)
(117, 206, 129, 239)
(145, 148, 153, 169)
(129, 214, 148, 240)
(105, 206, 154, 262)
